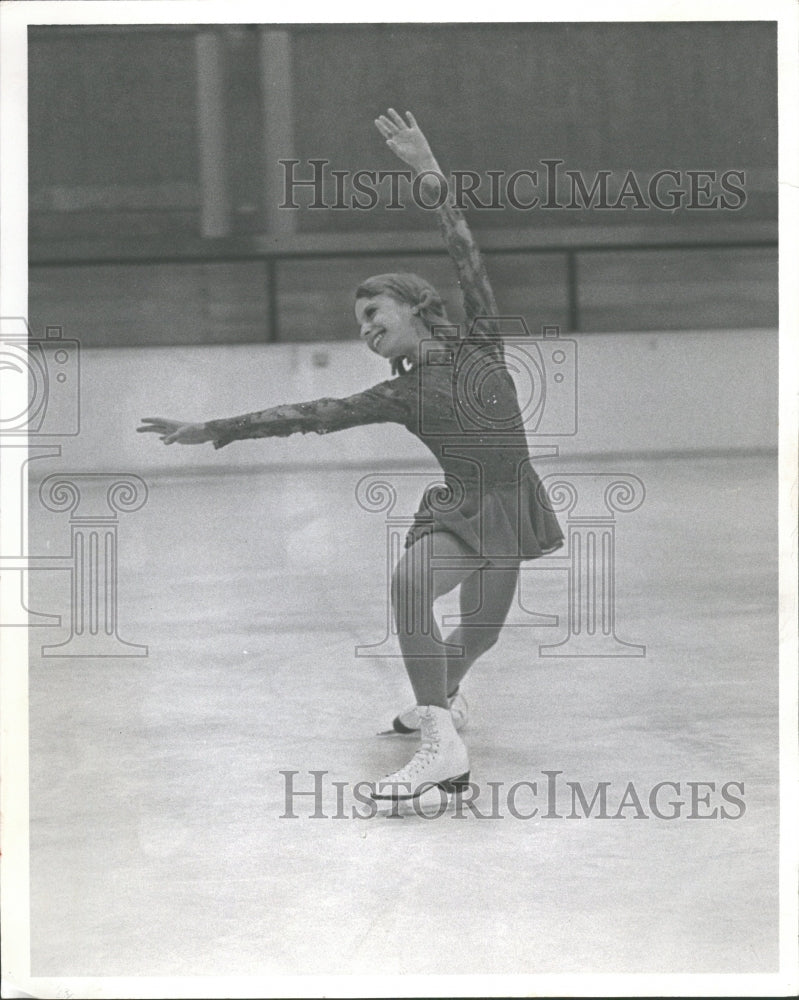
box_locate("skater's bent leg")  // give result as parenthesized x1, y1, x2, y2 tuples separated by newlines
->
(391, 531, 482, 709)
(445, 563, 519, 692)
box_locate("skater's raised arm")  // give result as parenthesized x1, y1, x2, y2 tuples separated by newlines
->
(137, 378, 411, 449)
(375, 109, 499, 339)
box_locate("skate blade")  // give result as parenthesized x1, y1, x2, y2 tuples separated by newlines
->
(373, 778, 471, 818)
(370, 771, 471, 800)
(438, 771, 471, 793)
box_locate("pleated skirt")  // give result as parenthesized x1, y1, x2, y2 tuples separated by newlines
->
(405, 470, 564, 562)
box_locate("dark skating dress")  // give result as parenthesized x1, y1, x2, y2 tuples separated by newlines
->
(206, 192, 564, 564)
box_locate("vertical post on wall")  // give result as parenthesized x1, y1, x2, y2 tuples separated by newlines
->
(566, 250, 580, 332)
(257, 27, 297, 236)
(265, 257, 279, 343)
(195, 29, 232, 238)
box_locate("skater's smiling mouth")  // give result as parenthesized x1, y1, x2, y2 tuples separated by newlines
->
(368, 330, 386, 352)
(355, 293, 422, 361)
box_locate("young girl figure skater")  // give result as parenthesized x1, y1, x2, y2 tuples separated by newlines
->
(138, 110, 563, 801)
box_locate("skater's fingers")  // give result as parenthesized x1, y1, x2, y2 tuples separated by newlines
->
(387, 107, 406, 129)
(405, 111, 418, 128)
(374, 118, 392, 139)
(138, 417, 176, 433)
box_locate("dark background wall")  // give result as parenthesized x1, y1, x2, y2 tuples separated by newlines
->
(28, 22, 777, 346)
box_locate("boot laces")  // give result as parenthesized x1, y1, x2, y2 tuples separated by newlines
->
(387, 719, 442, 782)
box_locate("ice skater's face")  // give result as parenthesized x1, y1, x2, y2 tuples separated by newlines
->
(355, 294, 424, 362)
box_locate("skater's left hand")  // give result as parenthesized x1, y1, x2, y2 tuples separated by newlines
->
(137, 417, 214, 445)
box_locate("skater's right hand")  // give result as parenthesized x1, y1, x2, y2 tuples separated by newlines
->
(374, 109, 440, 175)
(137, 417, 214, 446)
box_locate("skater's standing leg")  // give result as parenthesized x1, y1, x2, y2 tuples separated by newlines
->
(391, 530, 482, 708)
(445, 564, 519, 694)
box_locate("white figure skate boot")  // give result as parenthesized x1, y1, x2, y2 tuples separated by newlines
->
(371, 704, 470, 801)
(383, 686, 468, 735)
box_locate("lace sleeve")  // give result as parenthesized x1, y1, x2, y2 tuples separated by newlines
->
(421, 173, 501, 346)
(205, 377, 412, 449)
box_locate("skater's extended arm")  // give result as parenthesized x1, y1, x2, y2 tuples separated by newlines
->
(375, 109, 499, 339)
(137, 378, 411, 448)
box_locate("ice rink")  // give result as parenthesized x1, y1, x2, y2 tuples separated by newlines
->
(24, 450, 779, 978)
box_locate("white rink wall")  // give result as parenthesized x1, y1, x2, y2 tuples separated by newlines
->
(34, 328, 777, 475)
